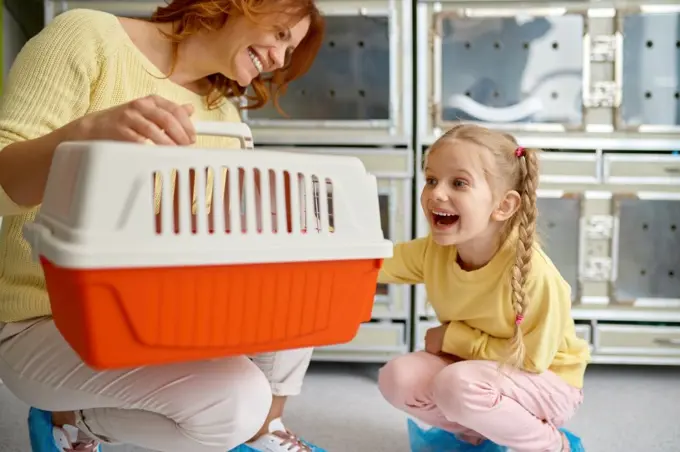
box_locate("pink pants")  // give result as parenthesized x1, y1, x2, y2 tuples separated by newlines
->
(378, 352, 583, 452)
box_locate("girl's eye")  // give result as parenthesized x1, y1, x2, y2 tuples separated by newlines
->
(426, 177, 437, 185)
(453, 179, 467, 188)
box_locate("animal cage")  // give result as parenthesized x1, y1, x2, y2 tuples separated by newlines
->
(617, 8, 680, 132)
(421, 4, 586, 136)
(242, 0, 412, 145)
(44, 1, 412, 145)
(419, 2, 680, 140)
(23, 122, 393, 370)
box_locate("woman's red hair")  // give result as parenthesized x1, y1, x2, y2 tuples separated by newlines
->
(149, 0, 325, 112)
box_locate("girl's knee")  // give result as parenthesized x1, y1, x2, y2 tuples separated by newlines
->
(378, 355, 415, 403)
(432, 361, 498, 418)
(378, 352, 442, 405)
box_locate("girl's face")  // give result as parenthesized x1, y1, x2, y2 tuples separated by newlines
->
(421, 140, 520, 252)
(205, 13, 311, 87)
(421, 141, 498, 247)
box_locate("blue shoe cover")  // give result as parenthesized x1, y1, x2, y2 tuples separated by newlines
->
(560, 428, 585, 452)
(29, 408, 60, 452)
(228, 444, 257, 452)
(407, 419, 507, 452)
(228, 440, 327, 452)
(29, 407, 102, 452)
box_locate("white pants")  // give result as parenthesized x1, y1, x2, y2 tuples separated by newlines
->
(0, 318, 313, 452)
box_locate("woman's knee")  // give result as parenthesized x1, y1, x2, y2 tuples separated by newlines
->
(178, 357, 272, 449)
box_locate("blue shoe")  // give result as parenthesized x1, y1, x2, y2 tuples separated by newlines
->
(559, 429, 585, 452)
(407, 419, 507, 452)
(229, 445, 257, 452)
(228, 444, 325, 452)
(229, 419, 326, 452)
(28, 407, 101, 451)
(230, 444, 325, 452)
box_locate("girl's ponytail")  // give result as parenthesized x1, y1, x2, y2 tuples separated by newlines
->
(506, 146, 539, 369)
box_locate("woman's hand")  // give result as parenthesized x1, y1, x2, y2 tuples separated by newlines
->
(69, 95, 197, 146)
(0, 95, 199, 211)
(425, 323, 448, 355)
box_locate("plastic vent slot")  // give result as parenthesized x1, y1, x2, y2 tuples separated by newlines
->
(152, 168, 335, 235)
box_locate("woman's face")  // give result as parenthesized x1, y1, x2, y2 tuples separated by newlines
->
(213, 13, 311, 87)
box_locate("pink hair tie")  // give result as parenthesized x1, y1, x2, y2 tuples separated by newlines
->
(515, 314, 525, 325)
(515, 147, 525, 158)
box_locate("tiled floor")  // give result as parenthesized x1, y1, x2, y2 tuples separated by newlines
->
(2, 362, 679, 451)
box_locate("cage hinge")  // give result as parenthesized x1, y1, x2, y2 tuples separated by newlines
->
(585, 81, 621, 108)
(590, 35, 617, 62)
(581, 257, 612, 282)
(585, 215, 614, 239)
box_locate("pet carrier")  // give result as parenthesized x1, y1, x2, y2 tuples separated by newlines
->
(23, 121, 392, 370)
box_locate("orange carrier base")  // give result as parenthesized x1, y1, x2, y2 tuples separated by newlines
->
(41, 256, 382, 370)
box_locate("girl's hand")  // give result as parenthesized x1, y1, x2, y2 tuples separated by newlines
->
(425, 323, 448, 355)
(67, 95, 197, 146)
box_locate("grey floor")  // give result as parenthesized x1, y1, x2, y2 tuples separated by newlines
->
(1, 362, 679, 451)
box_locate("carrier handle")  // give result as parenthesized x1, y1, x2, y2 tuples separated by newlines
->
(193, 121, 254, 149)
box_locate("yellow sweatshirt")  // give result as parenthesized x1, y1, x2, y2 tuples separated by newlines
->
(0, 9, 244, 323)
(378, 234, 591, 388)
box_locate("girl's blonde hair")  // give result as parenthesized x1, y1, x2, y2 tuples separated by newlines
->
(428, 123, 540, 369)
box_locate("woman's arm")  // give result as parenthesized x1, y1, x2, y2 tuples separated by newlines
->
(0, 10, 101, 215)
(0, 10, 196, 216)
(0, 126, 76, 211)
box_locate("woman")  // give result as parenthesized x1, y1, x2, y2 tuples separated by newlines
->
(0, 1, 325, 451)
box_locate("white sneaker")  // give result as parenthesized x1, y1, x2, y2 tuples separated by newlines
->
(247, 419, 314, 452)
(53, 424, 101, 451)
(28, 407, 100, 452)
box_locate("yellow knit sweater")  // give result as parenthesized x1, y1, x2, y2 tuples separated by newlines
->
(0, 9, 244, 322)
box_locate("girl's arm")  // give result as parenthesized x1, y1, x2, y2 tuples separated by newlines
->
(377, 235, 431, 285)
(441, 275, 572, 373)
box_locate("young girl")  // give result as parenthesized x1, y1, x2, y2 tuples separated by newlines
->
(377, 123, 591, 452)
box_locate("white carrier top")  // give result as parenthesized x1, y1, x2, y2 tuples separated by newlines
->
(24, 122, 393, 269)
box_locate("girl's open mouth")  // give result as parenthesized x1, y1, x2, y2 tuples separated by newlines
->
(432, 210, 459, 228)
